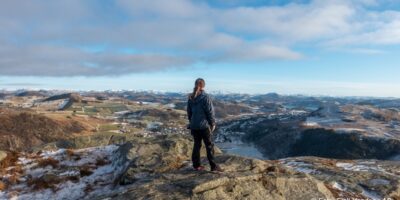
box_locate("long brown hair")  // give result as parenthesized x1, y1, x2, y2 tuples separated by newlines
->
(189, 78, 205, 100)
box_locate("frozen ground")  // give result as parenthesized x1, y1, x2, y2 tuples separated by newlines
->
(0, 145, 130, 200)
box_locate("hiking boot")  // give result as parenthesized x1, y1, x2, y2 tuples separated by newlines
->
(211, 165, 224, 172)
(194, 166, 205, 171)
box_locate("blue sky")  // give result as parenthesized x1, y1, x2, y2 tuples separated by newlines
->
(1, 0, 400, 97)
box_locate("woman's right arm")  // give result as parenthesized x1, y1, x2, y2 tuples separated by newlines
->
(204, 95, 216, 130)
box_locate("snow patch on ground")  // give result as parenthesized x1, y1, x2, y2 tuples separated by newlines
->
(302, 122, 319, 127)
(361, 187, 382, 200)
(0, 192, 6, 200)
(336, 162, 399, 179)
(335, 128, 366, 133)
(0, 144, 131, 200)
(332, 182, 345, 191)
(281, 160, 318, 174)
(336, 162, 383, 172)
(369, 179, 390, 186)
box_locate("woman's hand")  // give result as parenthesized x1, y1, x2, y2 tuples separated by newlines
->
(211, 125, 216, 132)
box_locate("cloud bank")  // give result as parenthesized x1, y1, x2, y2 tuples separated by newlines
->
(0, 0, 399, 76)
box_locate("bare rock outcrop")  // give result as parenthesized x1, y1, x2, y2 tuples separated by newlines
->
(112, 155, 337, 200)
(111, 135, 399, 200)
(1, 134, 398, 200)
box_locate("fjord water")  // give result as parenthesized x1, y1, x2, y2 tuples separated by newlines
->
(216, 142, 267, 160)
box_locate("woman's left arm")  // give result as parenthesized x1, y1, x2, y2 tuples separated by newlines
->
(204, 95, 216, 130)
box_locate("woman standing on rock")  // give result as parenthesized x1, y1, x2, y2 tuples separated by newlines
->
(187, 78, 223, 172)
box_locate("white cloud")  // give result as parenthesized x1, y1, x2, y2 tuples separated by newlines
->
(0, 41, 192, 76)
(215, 2, 355, 42)
(342, 48, 386, 55)
(0, 0, 399, 76)
(211, 43, 302, 62)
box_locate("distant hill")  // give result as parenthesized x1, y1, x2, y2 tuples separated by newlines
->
(0, 109, 86, 151)
(214, 100, 253, 118)
(15, 90, 47, 97)
(42, 93, 82, 110)
(43, 93, 82, 102)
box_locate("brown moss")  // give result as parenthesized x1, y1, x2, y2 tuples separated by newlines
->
(37, 157, 59, 168)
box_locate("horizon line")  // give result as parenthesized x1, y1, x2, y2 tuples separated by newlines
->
(1, 88, 399, 100)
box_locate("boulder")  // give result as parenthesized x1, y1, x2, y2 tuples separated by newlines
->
(122, 134, 222, 174)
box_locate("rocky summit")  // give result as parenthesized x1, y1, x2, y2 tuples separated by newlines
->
(1, 134, 399, 200)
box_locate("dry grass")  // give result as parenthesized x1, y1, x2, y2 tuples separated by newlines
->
(84, 184, 93, 193)
(391, 195, 400, 200)
(26, 152, 43, 160)
(79, 166, 93, 177)
(95, 158, 109, 166)
(0, 181, 7, 191)
(0, 151, 25, 188)
(27, 176, 62, 191)
(302, 157, 340, 168)
(66, 149, 81, 161)
(0, 152, 19, 170)
(30, 170, 81, 187)
(7, 173, 20, 185)
(66, 149, 75, 157)
(0, 108, 88, 151)
(37, 158, 59, 168)
(0, 152, 20, 176)
(7, 165, 23, 175)
(66, 175, 80, 182)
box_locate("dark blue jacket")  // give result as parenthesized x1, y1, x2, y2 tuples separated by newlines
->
(187, 91, 216, 130)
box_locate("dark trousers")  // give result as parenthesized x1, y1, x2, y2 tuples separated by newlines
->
(191, 129, 217, 169)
